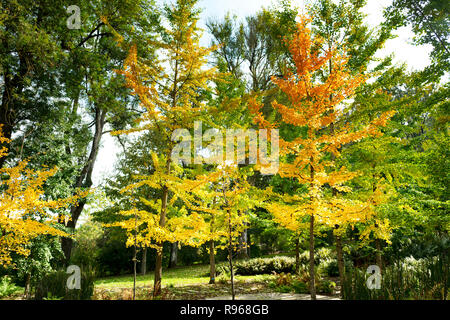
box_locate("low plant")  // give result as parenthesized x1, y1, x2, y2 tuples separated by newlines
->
(317, 280, 336, 295)
(342, 255, 449, 300)
(216, 256, 296, 276)
(0, 276, 20, 298)
(34, 267, 96, 300)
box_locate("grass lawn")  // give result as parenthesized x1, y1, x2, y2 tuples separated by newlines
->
(94, 263, 276, 300)
(95, 264, 211, 288)
(95, 263, 274, 289)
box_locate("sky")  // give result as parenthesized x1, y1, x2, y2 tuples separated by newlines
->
(91, 0, 433, 187)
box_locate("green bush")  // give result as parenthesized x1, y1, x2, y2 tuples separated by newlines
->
(34, 268, 96, 300)
(342, 255, 449, 300)
(317, 280, 336, 295)
(222, 256, 296, 276)
(0, 276, 20, 298)
(323, 260, 340, 277)
(292, 280, 309, 294)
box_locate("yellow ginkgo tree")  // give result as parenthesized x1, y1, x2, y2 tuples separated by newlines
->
(108, 0, 218, 297)
(0, 127, 87, 267)
(249, 16, 395, 299)
(190, 165, 265, 299)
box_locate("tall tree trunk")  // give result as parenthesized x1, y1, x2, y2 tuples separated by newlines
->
(168, 242, 178, 269)
(295, 235, 301, 274)
(141, 247, 147, 275)
(133, 210, 137, 300)
(309, 214, 316, 300)
(247, 231, 251, 258)
(0, 51, 28, 169)
(209, 240, 216, 284)
(228, 215, 235, 300)
(375, 238, 383, 273)
(334, 229, 345, 297)
(153, 244, 164, 297)
(153, 161, 170, 297)
(24, 273, 31, 300)
(237, 226, 249, 259)
(61, 106, 106, 262)
(309, 159, 316, 300)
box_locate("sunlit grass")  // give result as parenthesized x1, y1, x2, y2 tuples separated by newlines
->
(94, 264, 274, 289)
(95, 264, 210, 288)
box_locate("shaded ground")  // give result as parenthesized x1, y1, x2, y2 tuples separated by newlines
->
(93, 278, 277, 300)
(206, 293, 340, 300)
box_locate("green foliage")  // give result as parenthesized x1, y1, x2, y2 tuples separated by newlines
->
(34, 268, 96, 300)
(96, 228, 134, 276)
(384, 0, 449, 79)
(270, 272, 333, 294)
(13, 233, 65, 288)
(71, 221, 104, 269)
(0, 276, 20, 299)
(317, 280, 336, 295)
(342, 255, 449, 300)
(217, 256, 296, 276)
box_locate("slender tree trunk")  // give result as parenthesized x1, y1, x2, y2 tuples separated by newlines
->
(295, 235, 301, 274)
(0, 45, 28, 169)
(168, 242, 178, 269)
(133, 249, 137, 300)
(133, 210, 137, 300)
(24, 273, 31, 300)
(309, 159, 316, 300)
(228, 237, 235, 300)
(209, 240, 216, 284)
(247, 231, 251, 258)
(153, 245, 164, 297)
(237, 226, 249, 259)
(153, 161, 170, 297)
(309, 214, 316, 300)
(61, 107, 106, 262)
(141, 247, 147, 275)
(227, 208, 235, 300)
(375, 238, 383, 273)
(335, 230, 345, 297)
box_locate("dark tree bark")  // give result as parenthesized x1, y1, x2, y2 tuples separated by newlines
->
(0, 49, 29, 169)
(334, 229, 345, 297)
(168, 242, 178, 269)
(295, 235, 301, 274)
(141, 247, 147, 275)
(237, 226, 249, 259)
(61, 106, 106, 262)
(209, 240, 216, 284)
(375, 238, 383, 273)
(24, 273, 31, 300)
(309, 160, 316, 300)
(153, 161, 170, 297)
(228, 210, 235, 300)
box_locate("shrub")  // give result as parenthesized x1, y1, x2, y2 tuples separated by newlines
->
(292, 280, 309, 294)
(342, 255, 449, 300)
(317, 280, 336, 295)
(0, 276, 20, 298)
(216, 271, 230, 284)
(271, 273, 309, 294)
(218, 256, 296, 276)
(34, 268, 96, 300)
(274, 272, 293, 286)
(323, 260, 340, 277)
(71, 221, 103, 268)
